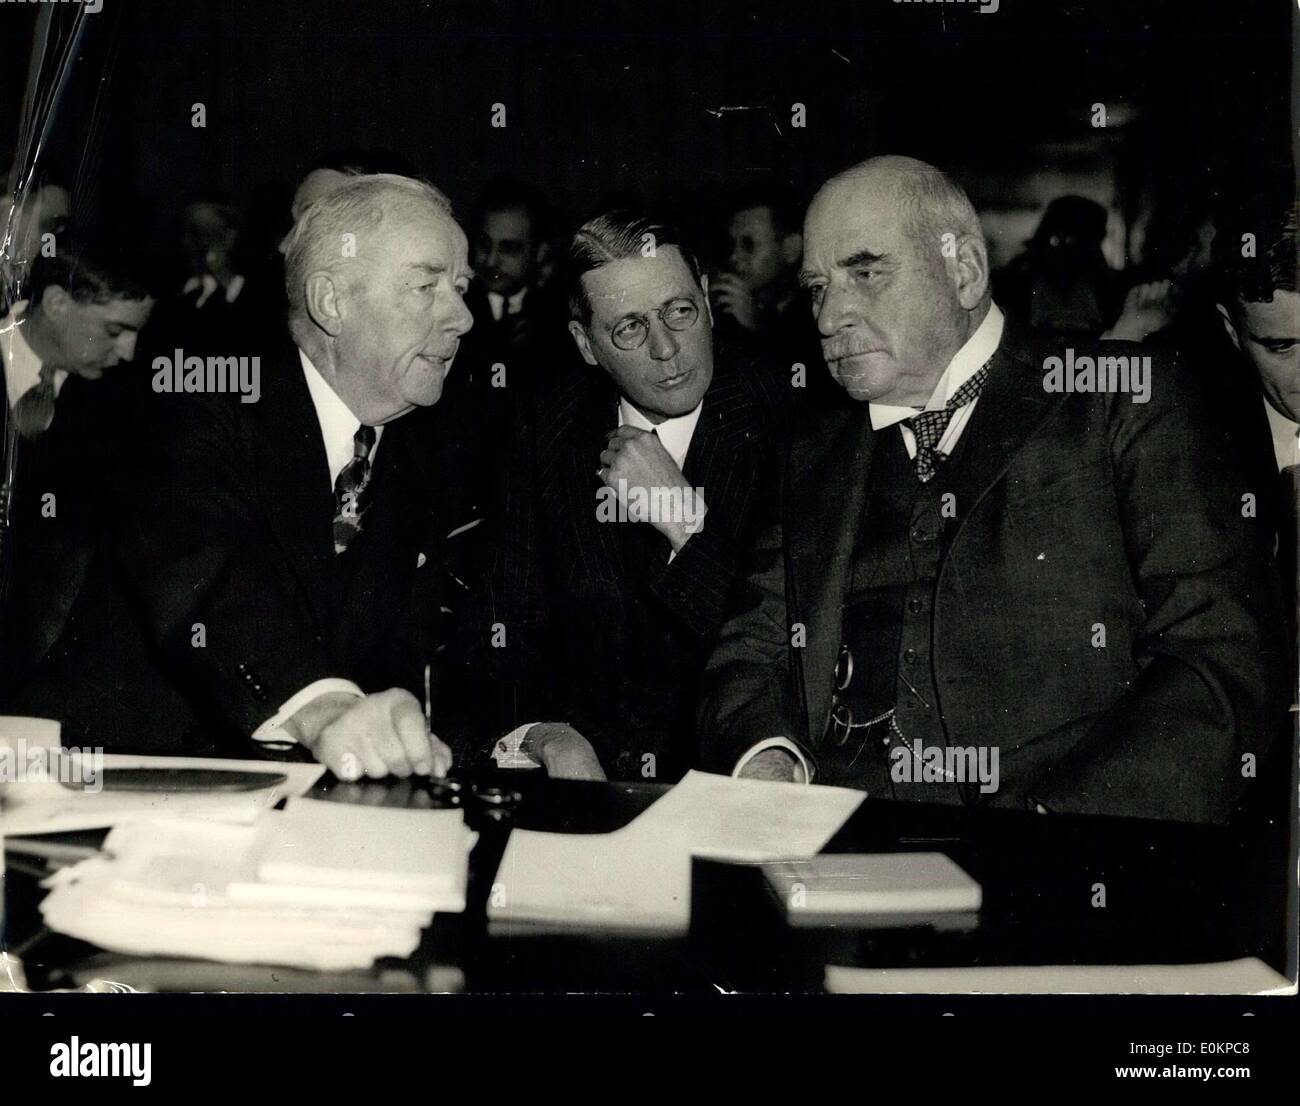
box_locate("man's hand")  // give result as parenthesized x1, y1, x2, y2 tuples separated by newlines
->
(709, 273, 759, 331)
(738, 746, 807, 783)
(599, 426, 705, 552)
(285, 688, 453, 781)
(524, 723, 607, 781)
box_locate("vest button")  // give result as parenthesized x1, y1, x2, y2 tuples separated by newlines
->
(903, 648, 919, 666)
(908, 596, 925, 614)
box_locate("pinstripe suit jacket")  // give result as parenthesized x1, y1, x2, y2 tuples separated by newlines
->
(487, 353, 793, 780)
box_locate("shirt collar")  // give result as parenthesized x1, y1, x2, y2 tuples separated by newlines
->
(869, 302, 1005, 431)
(617, 394, 704, 469)
(2, 301, 69, 410)
(487, 286, 528, 321)
(1263, 395, 1300, 472)
(298, 348, 378, 485)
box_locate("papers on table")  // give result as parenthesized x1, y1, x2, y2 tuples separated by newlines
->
(0, 718, 324, 835)
(489, 770, 865, 935)
(38, 799, 474, 971)
(825, 957, 1294, 995)
(764, 853, 982, 922)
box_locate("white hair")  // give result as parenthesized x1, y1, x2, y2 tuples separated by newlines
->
(284, 173, 453, 319)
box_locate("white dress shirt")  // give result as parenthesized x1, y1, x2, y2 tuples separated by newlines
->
(2, 303, 68, 411)
(1263, 398, 1299, 473)
(252, 349, 383, 743)
(867, 301, 1005, 459)
(487, 286, 528, 322)
(734, 303, 1007, 782)
(491, 395, 706, 768)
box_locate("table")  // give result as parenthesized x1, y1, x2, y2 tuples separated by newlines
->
(3, 769, 1292, 994)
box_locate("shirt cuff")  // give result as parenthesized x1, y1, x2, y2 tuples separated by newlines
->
(492, 722, 546, 769)
(733, 737, 812, 783)
(252, 678, 365, 744)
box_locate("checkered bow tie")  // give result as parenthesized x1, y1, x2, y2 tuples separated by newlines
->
(906, 363, 991, 482)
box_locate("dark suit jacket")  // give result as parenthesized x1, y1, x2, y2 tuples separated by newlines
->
(8, 336, 470, 755)
(486, 353, 792, 780)
(698, 320, 1289, 824)
(0, 366, 150, 692)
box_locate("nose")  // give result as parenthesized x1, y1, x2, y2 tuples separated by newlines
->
(645, 320, 680, 362)
(815, 282, 858, 340)
(447, 289, 474, 337)
(116, 332, 139, 363)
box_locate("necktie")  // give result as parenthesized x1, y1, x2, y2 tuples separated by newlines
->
(333, 424, 377, 554)
(12, 365, 58, 440)
(907, 363, 991, 482)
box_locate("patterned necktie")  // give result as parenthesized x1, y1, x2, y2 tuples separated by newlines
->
(333, 424, 377, 554)
(12, 365, 58, 440)
(907, 363, 991, 483)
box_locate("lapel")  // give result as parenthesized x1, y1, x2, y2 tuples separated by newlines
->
(786, 401, 876, 743)
(539, 374, 624, 589)
(250, 338, 338, 626)
(940, 322, 1063, 558)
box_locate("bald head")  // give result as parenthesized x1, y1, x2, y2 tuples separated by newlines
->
(801, 156, 992, 405)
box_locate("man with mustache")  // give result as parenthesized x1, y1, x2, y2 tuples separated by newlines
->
(698, 156, 1287, 823)
(13, 175, 475, 779)
(486, 210, 791, 782)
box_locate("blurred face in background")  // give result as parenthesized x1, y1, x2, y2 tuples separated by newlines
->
(1220, 291, 1300, 422)
(473, 207, 539, 297)
(279, 169, 351, 253)
(182, 202, 239, 280)
(568, 245, 714, 423)
(728, 205, 800, 292)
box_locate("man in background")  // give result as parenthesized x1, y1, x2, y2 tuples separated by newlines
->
(0, 243, 154, 690)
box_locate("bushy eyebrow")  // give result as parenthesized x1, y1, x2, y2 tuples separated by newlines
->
(798, 248, 888, 287)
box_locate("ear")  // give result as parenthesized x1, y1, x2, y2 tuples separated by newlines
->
(953, 233, 990, 311)
(568, 320, 599, 367)
(534, 241, 552, 268)
(780, 233, 803, 267)
(1215, 302, 1243, 351)
(304, 271, 344, 338)
(39, 284, 71, 318)
(700, 273, 714, 327)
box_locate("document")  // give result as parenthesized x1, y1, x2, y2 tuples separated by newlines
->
(489, 770, 865, 933)
(825, 958, 1294, 995)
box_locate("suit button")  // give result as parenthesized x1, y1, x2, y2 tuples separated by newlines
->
(908, 597, 925, 614)
(903, 648, 919, 666)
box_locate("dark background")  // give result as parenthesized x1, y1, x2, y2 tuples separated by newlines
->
(2, 0, 1296, 269)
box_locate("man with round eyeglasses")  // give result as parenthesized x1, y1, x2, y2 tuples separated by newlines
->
(483, 210, 793, 783)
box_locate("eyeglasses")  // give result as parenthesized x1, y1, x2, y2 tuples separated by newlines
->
(608, 298, 701, 351)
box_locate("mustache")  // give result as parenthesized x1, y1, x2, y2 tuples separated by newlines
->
(821, 338, 881, 363)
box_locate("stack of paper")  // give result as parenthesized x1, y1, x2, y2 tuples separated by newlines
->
(0, 718, 324, 835)
(489, 770, 865, 934)
(39, 799, 474, 971)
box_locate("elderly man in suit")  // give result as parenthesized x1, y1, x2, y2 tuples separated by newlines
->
(10, 174, 474, 780)
(486, 210, 791, 782)
(698, 156, 1287, 824)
